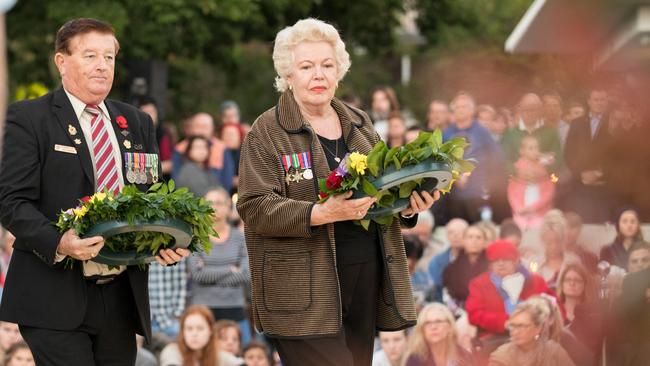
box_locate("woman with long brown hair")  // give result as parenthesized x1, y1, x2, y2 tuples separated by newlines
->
(160, 305, 240, 366)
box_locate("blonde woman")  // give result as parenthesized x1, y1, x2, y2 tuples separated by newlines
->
(538, 210, 581, 287)
(402, 303, 473, 366)
(488, 299, 575, 366)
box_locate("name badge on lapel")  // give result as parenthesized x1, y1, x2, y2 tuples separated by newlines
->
(54, 144, 77, 154)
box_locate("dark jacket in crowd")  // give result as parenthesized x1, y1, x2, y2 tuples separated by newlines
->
(442, 250, 489, 306)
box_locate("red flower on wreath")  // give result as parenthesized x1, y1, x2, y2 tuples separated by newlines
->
(318, 191, 329, 200)
(116, 116, 128, 129)
(325, 171, 344, 190)
(81, 196, 92, 203)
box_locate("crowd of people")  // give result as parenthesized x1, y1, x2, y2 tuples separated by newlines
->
(1, 80, 649, 365)
(1, 15, 649, 365)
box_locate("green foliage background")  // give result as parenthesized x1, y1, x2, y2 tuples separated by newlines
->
(6, 0, 590, 127)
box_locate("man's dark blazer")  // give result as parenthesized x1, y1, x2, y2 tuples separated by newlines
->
(563, 113, 614, 221)
(0, 88, 158, 342)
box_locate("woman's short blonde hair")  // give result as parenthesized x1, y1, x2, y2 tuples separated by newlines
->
(272, 18, 351, 92)
(540, 209, 567, 242)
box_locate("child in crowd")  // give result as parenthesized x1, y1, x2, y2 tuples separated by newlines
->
(507, 135, 555, 230)
(242, 342, 272, 366)
(372, 330, 408, 366)
(4, 342, 34, 366)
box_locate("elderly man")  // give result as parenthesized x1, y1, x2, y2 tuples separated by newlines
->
(501, 93, 563, 175)
(0, 18, 188, 365)
(427, 218, 469, 302)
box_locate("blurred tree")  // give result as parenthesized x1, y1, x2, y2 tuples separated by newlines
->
(6, 0, 404, 122)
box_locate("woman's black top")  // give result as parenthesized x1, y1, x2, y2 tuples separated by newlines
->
(317, 135, 380, 265)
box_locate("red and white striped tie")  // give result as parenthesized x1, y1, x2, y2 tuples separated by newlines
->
(85, 104, 120, 194)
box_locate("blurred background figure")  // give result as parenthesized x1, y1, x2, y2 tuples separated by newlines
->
(369, 85, 400, 141)
(425, 99, 450, 131)
(175, 136, 221, 197)
(3, 342, 34, 366)
(428, 218, 468, 302)
(242, 342, 272, 366)
(386, 112, 406, 148)
(138, 96, 174, 181)
(372, 330, 408, 366)
(600, 207, 646, 271)
(507, 135, 555, 230)
(402, 303, 473, 366)
(488, 299, 576, 366)
(190, 187, 251, 345)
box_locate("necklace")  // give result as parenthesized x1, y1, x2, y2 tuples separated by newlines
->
(320, 136, 341, 163)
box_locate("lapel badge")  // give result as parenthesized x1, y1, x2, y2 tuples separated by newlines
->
(74, 138, 82, 145)
(121, 130, 130, 137)
(134, 144, 143, 150)
(68, 124, 77, 136)
(123, 140, 132, 149)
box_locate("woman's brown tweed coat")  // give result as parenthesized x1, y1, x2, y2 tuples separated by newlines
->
(236, 91, 417, 338)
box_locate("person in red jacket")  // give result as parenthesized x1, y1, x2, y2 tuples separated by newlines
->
(465, 240, 555, 361)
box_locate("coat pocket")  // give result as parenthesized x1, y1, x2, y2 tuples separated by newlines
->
(262, 251, 312, 312)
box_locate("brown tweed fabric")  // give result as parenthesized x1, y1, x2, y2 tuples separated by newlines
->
(236, 90, 417, 338)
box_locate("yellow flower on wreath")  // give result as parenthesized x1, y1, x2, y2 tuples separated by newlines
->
(93, 192, 107, 202)
(73, 206, 88, 219)
(348, 152, 368, 176)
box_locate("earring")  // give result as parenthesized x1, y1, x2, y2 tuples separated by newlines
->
(289, 84, 293, 91)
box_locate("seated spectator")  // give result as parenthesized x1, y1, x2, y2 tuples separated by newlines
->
(488, 299, 575, 366)
(556, 264, 604, 365)
(528, 296, 595, 366)
(386, 112, 406, 148)
(242, 342, 271, 366)
(4, 341, 34, 366)
(213, 320, 242, 359)
(627, 242, 650, 274)
(372, 330, 408, 366)
(498, 219, 522, 247)
(443, 224, 489, 308)
(428, 218, 469, 302)
(189, 188, 251, 344)
(556, 263, 595, 323)
(564, 212, 598, 273)
(507, 135, 555, 230)
(537, 210, 582, 288)
(221, 124, 242, 192)
(600, 207, 646, 270)
(175, 136, 222, 197)
(0, 322, 22, 363)
(173, 112, 235, 192)
(403, 303, 473, 366)
(466, 240, 553, 340)
(404, 236, 434, 308)
(159, 305, 241, 366)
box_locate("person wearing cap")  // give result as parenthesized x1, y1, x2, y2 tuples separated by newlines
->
(465, 240, 555, 359)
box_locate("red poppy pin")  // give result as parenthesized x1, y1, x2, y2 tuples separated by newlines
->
(116, 116, 128, 129)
